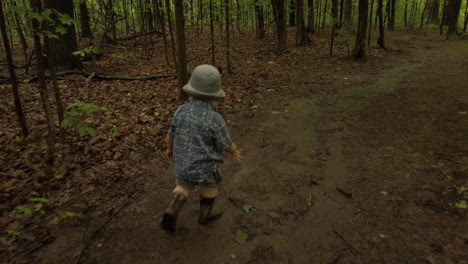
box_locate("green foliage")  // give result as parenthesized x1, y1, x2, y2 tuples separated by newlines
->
(242, 204, 256, 213)
(11, 6, 78, 39)
(6, 230, 22, 238)
(15, 197, 49, 218)
(73, 46, 99, 57)
(48, 211, 76, 225)
(15, 206, 33, 218)
(232, 230, 248, 245)
(111, 53, 136, 59)
(62, 103, 102, 137)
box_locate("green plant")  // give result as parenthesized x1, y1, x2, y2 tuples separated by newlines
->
(48, 212, 76, 225)
(61, 103, 102, 137)
(6, 230, 21, 238)
(111, 52, 136, 59)
(73, 46, 99, 57)
(15, 197, 49, 218)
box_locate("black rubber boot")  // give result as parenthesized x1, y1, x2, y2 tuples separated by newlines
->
(198, 197, 223, 225)
(161, 192, 186, 232)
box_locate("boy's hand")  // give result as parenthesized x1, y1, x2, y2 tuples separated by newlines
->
(225, 143, 242, 164)
(231, 150, 242, 163)
(166, 149, 173, 160)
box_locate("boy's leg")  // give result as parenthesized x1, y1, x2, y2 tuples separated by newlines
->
(161, 183, 192, 232)
(198, 172, 223, 224)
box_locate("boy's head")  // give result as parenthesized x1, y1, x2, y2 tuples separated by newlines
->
(183, 65, 225, 100)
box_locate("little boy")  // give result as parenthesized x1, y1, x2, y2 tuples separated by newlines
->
(161, 64, 242, 233)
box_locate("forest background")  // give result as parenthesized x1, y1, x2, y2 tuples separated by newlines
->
(0, 0, 467, 262)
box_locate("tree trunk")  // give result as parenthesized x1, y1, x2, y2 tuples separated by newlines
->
(464, 0, 468, 32)
(30, 0, 56, 163)
(290, 0, 296, 26)
(377, 0, 386, 48)
(109, 0, 117, 41)
(330, 0, 339, 54)
(404, 0, 409, 26)
(420, 0, 430, 28)
(44, 0, 80, 69)
(271, 0, 288, 52)
(389, 0, 396, 30)
(155, 0, 170, 66)
(322, 0, 329, 33)
(296, 0, 310, 46)
(307, 0, 316, 32)
(9, 0, 29, 61)
(79, 0, 92, 38)
(174, 0, 188, 100)
(429, 0, 440, 24)
(368, 0, 375, 45)
(344, 0, 353, 24)
(165, 0, 178, 68)
(225, 0, 232, 73)
(0, 1, 28, 137)
(255, 0, 266, 38)
(209, 0, 216, 65)
(354, 0, 368, 59)
(446, 0, 462, 37)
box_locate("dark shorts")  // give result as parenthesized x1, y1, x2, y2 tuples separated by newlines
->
(176, 171, 223, 190)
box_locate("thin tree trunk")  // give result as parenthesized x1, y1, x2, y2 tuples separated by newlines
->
(377, 0, 386, 48)
(271, 0, 287, 52)
(389, 0, 396, 30)
(9, 0, 29, 61)
(165, 0, 178, 69)
(354, 0, 368, 59)
(420, 0, 430, 28)
(0, 1, 28, 137)
(45, 41, 65, 143)
(440, 0, 447, 33)
(368, 0, 375, 45)
(174, 0, 188, 100)
(209, 0, 216, 65)
(307, 0, 316, 32)
(330, 0, 339, 54)
(322, 0, 329, 33)
(31, 0, 55, 163)
(255, 0, 266, 38)
(290, 0, 296, 26)
(464, 0, 468, 32)
(80, 0, 92, 38)
(156, 0, 170, 66)
(404, 0, 409, 26)
(344, 0, 352, 24)
(225, 0, 232, 73)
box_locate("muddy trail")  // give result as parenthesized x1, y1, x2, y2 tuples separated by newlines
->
(36, 31, 467, 264)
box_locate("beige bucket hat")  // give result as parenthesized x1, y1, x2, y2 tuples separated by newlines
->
(183, 65, 225, 99)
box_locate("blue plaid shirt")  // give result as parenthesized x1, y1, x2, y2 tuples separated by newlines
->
(168, 99, 232, 182)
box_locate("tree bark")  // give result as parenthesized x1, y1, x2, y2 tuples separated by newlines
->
(377, 0, 386, 48)
(225, 0, 232, 73)
(404, 0, 409, 26)
(420, 0, 430, 28)
(368, 0, 375, 45)
(0, 1, 28, 137)
(165, 0, 178, 68)
(255, 0, 266, 38)
(344, 0, 353, 24)
(290, 0, 296, 26)
(464, 0, 467, 32)
(79, 0, 92, 38)
(31, 0, 56, 163)
(330, 0, 339, 54)
(209, 0, 216, 65)
(389, 0, 396, 30)
(296, 0, 310, 46)
(44, 0, 80, 69)
(307, 0, 316, 32)
(429, 0, 440, 24)
(354, 0, 368, 59)
(446, 0, 462, 37)
(271, 0, 288, 52)
(174, 0, 188, 100)
(155, 0, 170, 66)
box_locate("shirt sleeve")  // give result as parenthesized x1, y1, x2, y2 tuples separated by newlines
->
(168, 107, 182, 137)
(213, 116, 233, 152)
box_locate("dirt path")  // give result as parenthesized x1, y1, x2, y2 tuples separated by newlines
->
(37, 31, 467, 264)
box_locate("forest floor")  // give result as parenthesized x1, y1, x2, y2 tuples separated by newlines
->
(1, 30, 467, 263)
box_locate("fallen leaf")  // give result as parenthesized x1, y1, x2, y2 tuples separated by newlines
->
(232, 230, 248, 245)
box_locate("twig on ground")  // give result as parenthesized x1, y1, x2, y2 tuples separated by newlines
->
(27, 71, 176, 83)
(336, 187, 353, 199)
(332, 225, 356, 256)
(75, 190, 142, 264)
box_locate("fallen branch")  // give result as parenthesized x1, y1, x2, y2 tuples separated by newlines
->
(118, 29, 163, 41)
(336, 187, 353, 199)
(27, 70, 176, 83)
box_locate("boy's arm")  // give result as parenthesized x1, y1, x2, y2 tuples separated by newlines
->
(224, 143, 242, 163)
(166, 134, 174, 160)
